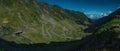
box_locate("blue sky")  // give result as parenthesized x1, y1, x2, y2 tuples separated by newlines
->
(36, 0, 120, 15)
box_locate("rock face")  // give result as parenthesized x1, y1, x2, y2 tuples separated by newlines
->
(0, 0, 91, 44)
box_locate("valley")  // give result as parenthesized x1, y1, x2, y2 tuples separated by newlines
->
(0, 0, 120, 51)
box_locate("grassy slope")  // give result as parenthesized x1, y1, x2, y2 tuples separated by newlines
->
(96, 19, 120, 34)
(0, 0, 91, 44)
(95, 8, 120, 35)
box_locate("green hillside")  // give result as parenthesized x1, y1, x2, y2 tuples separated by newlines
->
(96, 19, 120, 34)
(0, 0, 91, 44)
(95, 9, 120, 38)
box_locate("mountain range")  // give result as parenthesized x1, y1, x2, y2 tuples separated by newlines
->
(0, 0, 120, 51)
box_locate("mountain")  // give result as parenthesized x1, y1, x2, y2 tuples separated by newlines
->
(74, 8, 120, 51)
(0, 0, 91, 44)
(87, 14, 106, 24)
(87, 11, 112, 24)
(65, 8, 120, 51)
(0, 8, 119, 50)
(95, 8, 120, 26)
(88, 13, 107, 20)
(0, 0, 119, 50)
(95, 8, 120, 34)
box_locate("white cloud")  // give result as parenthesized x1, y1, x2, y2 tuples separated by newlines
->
(100, 13, 103, 15)
(103, 13, 107, 16)
(90, 15, 94, 18)
(108, 11, 112, 14)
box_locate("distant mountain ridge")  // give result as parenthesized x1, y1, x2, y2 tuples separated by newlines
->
(95, 8, 120, 26)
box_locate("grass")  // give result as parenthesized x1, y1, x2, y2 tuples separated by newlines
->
(96, 19, 120, 34)
(0, 0, 91, 44)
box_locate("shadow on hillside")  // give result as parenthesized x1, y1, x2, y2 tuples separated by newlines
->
(0, 31, 120, 51)
(84, 24, 97, 33)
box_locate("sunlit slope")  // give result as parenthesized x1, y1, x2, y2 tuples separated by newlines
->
(0, 0, 91, 44)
